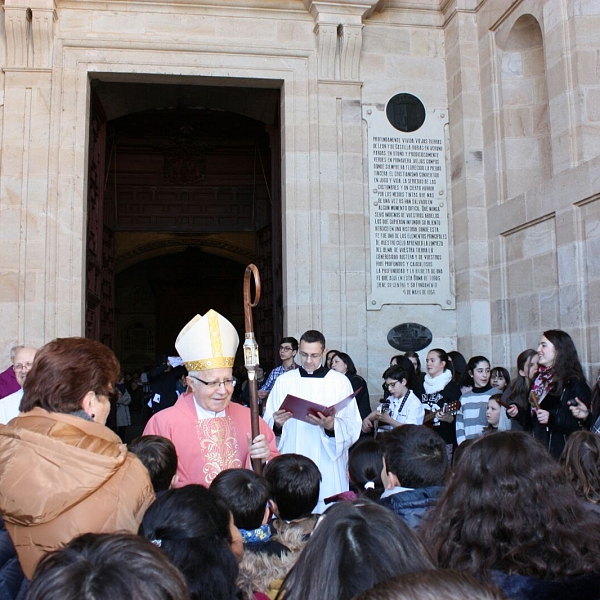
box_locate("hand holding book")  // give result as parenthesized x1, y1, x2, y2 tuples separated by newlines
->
(279, 388, 362, 424)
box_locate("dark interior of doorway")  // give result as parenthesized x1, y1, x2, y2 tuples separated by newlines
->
(86, 80, 283, 382)
(116, 249, 246, 373)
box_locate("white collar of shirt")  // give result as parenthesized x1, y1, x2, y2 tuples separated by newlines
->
(380, 486, 414, 499)
(193, 397, 226, 420)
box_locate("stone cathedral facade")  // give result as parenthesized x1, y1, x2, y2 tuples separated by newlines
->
(1, 0, 599, 390)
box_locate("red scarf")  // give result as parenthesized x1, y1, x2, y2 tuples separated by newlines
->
(529, 365, 555, 408)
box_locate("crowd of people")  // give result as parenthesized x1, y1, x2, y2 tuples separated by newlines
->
(0, 319, 599, 600)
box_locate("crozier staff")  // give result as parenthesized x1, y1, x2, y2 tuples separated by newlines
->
(243, 263, 262, 474)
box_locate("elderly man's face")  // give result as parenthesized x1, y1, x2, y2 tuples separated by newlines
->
(186, 367, 235, 413)
(13, 347, 37, 387)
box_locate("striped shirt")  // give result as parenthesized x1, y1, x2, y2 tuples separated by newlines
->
(455, 387, 500, 445)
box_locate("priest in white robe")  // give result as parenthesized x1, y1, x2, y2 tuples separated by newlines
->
(264, 330, 362, 512)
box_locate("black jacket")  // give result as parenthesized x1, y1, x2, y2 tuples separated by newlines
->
(378, 486, 444, 529)
(528, 377, 591, 459)
(148, 363, 186, 412)
(492, 570, 600, 600)
(421, 382, 461, 446)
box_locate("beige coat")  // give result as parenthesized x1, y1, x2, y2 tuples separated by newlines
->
(0, 408, 155, 578)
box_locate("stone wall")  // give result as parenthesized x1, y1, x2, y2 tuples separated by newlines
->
(479, 0, 600, 376)
(1, 0, 599, 391)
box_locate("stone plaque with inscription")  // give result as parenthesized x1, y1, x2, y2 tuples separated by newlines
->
(387, 323, 433, 352)
(363, 94, 454, 310)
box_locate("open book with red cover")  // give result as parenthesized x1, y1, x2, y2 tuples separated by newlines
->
(279, 388, 362, 423)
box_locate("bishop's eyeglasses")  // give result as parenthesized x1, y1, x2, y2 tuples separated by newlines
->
(189, 376, 237, 390)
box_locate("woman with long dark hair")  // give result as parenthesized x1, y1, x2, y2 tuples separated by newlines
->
(504, 349, 538, 431)
(330, 351, 371, 421)
(276, 500, 435, 600)
(420, 432, 600, 599)
(530, 329, 591, 458)
(403, 351, 424, 385)
(560, 431, 600, 514)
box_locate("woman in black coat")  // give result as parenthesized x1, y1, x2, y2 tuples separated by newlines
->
(330, 352, 371, 421)
(530, 329, 591, 459)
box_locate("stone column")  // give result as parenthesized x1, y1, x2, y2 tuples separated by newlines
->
(444, 2, 490, 358)
(0, 0, 56, 354)
(300, 0, 376, 367)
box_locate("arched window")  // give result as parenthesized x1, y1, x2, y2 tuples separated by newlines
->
(500, 15, 551, 198)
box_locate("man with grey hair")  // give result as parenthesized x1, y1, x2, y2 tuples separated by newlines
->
(0, 346, 37, 424)
(0, 346, 21, 399)
(143, 310, 278, 487)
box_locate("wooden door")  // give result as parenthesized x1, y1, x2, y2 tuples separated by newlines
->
(86, 89, 115, 349)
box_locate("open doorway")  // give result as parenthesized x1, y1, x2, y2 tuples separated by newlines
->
(85, 80, 283, 381)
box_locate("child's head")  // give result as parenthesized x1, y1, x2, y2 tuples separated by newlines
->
(263, 454, 321, 520)
(210, 469, 271, 530)
(379, 425, 449, 489)
(28, 533, 190, 600)
(128, 435, 178, 493)
(486, 395, 502, 428)
(141, 485, 240, 599)
(490, 367, 510, 392)
(382, 365, 409, 398)
(462, 356, 491, 389)
(348, 438, 384, 501)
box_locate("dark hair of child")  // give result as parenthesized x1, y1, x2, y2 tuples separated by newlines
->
(141, 485, 239, 600)
(263, 454, 321, 520)
(28, 533, 189, 600)
(347, 438, 384, 501)
(211, 468, 271, 530)
(379, 425, 449, 489)
(382, 365, 409, 386)
(490, 366, 511, 386)
(128, 435, 178, 493)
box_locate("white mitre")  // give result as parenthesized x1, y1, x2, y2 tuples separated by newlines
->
(175, 309, 239, 372)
